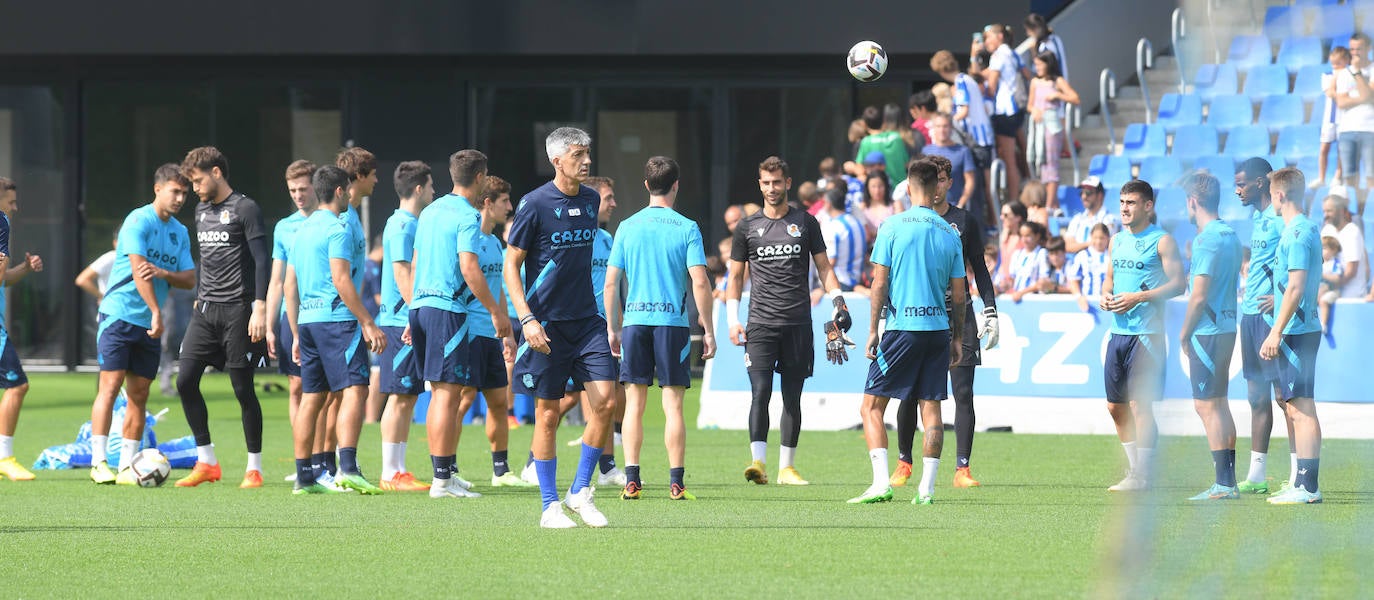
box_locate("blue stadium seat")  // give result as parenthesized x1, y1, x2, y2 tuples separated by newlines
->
(1155, 187, 1189, 228)
(1315, 4, 1356, 44)
(1057, 186, 1084, 216)
(1258, 94, 1306, 134)
(1103, 188, 1121, 214)
(1100, 155, 1134, 189)
(1172, 125, 1220, 163)
(1122, 123, 1167, 165)
(1194, 64, 1239, 102)
(1264, 7, 1302, 42)
(1170, 221, 1198, 252)
(1294, 0, 1339, 6)
(1224, 125, 1273, 157)
(1229, 35, 1274, 71)
(1292, 64, 1330, 105)
(1262, 154, 1289, 170)
(1276, 124, 1321, 161)
(1307, 187, 1331, 218)
(1193, 155, 1236, 178)
(1088, 154, 1109, 177)
(1357, 2, 1374, 37)
(1243, 65, 1291, 102)
(1276, 36, 1323, 75)
(1157, 93, 1203, 134)
(1139, 156, 1183, 189)
(1206, 94, 1254, 133)
(1230, 217, 1253, 247)
(1295, 146, 1339, 182)
(1219, 195, 1250, 222)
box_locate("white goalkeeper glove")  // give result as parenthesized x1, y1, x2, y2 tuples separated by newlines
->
(978, 306, 1000, 350)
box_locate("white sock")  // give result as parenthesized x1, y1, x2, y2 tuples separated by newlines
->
(869, 448, 888, 488)
(1246, 451, 1267, 484)
(613, 432, 623, 447)
(246, 452, 262, 473)
(1289, 452, 1298, 486)
(919, 457, 940, 498)
(1121, 442, 1138, 472)
(0, 434, 13, 460)
(91, 435, 109, 464)
(1136, 447, 1155, 480)
(780, 445, 797, 469)
(396, 441, 408, 474)
(381, 442, 401, 480)
(749, 441, 767, 463)
(196, 444, 218, 466)
(119, 438, 139, 469)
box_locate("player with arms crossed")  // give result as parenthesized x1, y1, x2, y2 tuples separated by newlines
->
(605, 156, 716, 501)
(89, 165, 196, 484)
(175, 146, 272, 489)
(1100, 180, 1186, 492)
(506, 127, 619, 528)
(265, 160, 317, 452)
(1177, 172, 1244, 500)
(284, 166, 386, 495)
(726, 156, 849, 486)
(890, 154, 999, 489)
(849, 158, 967, 505)
(1260, 167, 1325, 505)
(0, 177, 46, 482)
(376, 161, 434, 491)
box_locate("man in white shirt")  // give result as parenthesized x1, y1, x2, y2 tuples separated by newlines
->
(1336, 33, 1374, 207)
(978, 24, 1029, 199)
(1063, 176, 1123, 253)
(1321, 190, 1368, 297)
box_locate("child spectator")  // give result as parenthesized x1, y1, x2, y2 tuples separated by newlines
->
(1020, 180, 1049, 226)
(1027, 51, 1079, 210)
(1005, 220, 1048, 301)
(1319, 235, 1343, 343)
(1039, 237, 1071, 294)
(1069, 223, 1111, 312)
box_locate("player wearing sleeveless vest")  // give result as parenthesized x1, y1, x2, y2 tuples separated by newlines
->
(1099, 180, 1186, 492)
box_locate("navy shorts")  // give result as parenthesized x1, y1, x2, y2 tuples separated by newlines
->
(1104, 333, 1165, 404)
(619, 325, 692, 388)
(466, 336, 509, 390)
(0, 327, 28, 388)
(1239, 313, 1280, 385)
(379, 325, 423, 396)
(864, 330, 951, 401)
(298, 321, 370, 394)
(512, 317, 618, 400)
(409, 306, 470, 385)
(276, 319, 299, 377)
(744, 321, 814, 377)
(96, 314, 160, 380)
(1275, 331, 1320, 402)
(1186, 332, 1236, 399)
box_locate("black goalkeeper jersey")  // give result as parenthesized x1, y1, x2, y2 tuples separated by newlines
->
(730, 207, 828, 326)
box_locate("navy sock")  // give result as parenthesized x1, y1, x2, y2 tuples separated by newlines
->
(599, 452, 617, 475)
(614, 421, 622, 435)
(311, 453, 328, 479)
(1296, 458, 1320, 493)
(526, 451, 535, 468)
(1212, 449, 1236, 487)
(323, 452, 338, 476)
(492, 450, 510, 477)
(431, 454, 454, 480)
(625, 464, 641, 485)
(670, 467, 685, 489)
(295, 458, 316, 486)
(338, 447, 359, 475)
(535, 458, 559, 509)
(569, 443, 603, 496)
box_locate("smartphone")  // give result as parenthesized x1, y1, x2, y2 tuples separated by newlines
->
(973, 32, 983, 44)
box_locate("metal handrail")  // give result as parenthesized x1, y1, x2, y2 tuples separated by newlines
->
(1065, 103, 1081, 185)
(990, 158, 1007, 211)
(1172, 8, 1188, 93)
(1138, 38, 1155, 125)
(1100, 69, 1118, 154)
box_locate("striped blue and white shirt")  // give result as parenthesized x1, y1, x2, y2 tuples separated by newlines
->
(989, 44, 1022, 116)
(1037, 34, 1069, 83)
(1071, 247, 1109, 296)
(821, 211, 866, 288)
(1010, 246, 1048, 292)
(954, 72, 995, 147)
(1322, 68, 1338, 127)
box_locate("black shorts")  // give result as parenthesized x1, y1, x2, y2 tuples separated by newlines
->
(744, 321, 814, 377)
(970, 145, 994, 170)
(180, 301, 269, 370)
(991, 112, 1026, 138)
(950, 304, 981, 368)
(864, 330, 951, 401)
(1104, 333, 1165, 404)
(1185, 332, 1236, 399)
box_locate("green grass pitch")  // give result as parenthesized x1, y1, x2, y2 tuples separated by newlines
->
(1, 373, 1369, 598)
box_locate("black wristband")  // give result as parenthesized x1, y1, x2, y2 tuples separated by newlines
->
(519, 314, 537, 325)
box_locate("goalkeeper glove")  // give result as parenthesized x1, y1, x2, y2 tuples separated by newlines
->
(831, 294, 852, 332)
(824, 320, 856, 365)
(978, 306, 1000, 350)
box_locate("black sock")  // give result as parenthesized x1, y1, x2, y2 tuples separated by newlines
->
(952, 366, 976, 468)
(311, 453, 328, 479)
(324, 452, 338, 476)
(896, 399, 917, 465)
(625, 464, 640, 485)
(295, 458, 315, 486)
(1213, 449, 1237, 487)
(492, 450, 509, 477)
(614, 421, 622, 435)
(599, 452, 617, 475)
(338, 447, 359, 476)
(670, 467, 685, 489)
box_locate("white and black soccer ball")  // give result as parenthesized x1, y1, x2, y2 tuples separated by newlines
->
(847, 40, 888, 82)
(128, 448, 171, 487)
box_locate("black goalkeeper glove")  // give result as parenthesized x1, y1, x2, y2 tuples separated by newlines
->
(831, 294, 852, 332)
(824, 320, 856, 365)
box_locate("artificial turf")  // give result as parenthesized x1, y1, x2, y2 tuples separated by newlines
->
(0, 373, 1369, 598)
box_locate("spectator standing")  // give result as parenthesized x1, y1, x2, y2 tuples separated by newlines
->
(932, 50, 995, 224)
(919, 113, 979, 216)
(1313, 47, 1350, 189)
(855, 106, 910, 186)
(1335, 33, 1374, 207)
(1023, 13, 1069, 83)
(908, 91, 938, 143)
(979, 24, 1030, 199)
(1028, 51, 1080, 210)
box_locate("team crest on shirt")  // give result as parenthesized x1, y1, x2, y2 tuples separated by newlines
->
(169, 232, 178, 244)
(786, 224, 802, 238)
(585, 203, 594, 216)
(219, 210, 231, 225)
(522, 373, 535, 388)
(948, 221, 962, 236)
(1135, 239, 1147, 252)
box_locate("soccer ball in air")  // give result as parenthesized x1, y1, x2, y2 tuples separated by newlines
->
(127, 449, 171, 487)
(847, 40, 888, 82)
